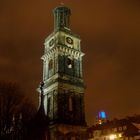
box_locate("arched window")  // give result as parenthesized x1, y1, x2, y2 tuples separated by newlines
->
(47, 97, 51, 115)
(67, 57, 73, 68)
(49, 59, 53, 70)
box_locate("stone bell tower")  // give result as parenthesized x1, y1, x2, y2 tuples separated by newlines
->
(38, 6, 87, 140)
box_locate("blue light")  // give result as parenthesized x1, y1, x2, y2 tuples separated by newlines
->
(99, 111, 106, 119)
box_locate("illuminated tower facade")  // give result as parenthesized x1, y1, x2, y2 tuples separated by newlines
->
(39, 6, 87, 140)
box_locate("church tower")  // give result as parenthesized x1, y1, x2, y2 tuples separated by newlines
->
(38, 6, 87, 140)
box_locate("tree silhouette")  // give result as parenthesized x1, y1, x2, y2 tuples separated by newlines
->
(0, 82, 36, 139)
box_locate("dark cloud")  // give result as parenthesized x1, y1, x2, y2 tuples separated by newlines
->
(0, 0, 140, 125)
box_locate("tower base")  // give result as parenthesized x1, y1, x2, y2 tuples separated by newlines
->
(46, 124, 88, 140)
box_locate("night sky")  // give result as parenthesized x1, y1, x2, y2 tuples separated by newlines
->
(0, 0, 140, 125)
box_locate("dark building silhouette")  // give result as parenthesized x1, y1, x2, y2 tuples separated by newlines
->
(88, 115, 140, 140)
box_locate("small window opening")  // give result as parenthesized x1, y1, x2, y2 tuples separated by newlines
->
(49, 59, 53, 70)
(67, 58, 73, 68)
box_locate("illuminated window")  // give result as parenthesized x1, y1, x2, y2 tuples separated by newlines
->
(118, 133, 122, 137)
(69, 96, 73, 111)
(49, 59, 53, 70)
(119, 127, 122, 131)
(109, 134, 117, 140)
(123, 125, 127, 130)
(67, 58, 73, 68)
(113, 128, 117, 132)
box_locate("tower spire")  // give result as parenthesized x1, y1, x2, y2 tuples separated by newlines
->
(53, 5, 71, 30)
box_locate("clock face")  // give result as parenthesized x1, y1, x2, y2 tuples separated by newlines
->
(66, 37, 73, 45)
(49, 38, 54, 47)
